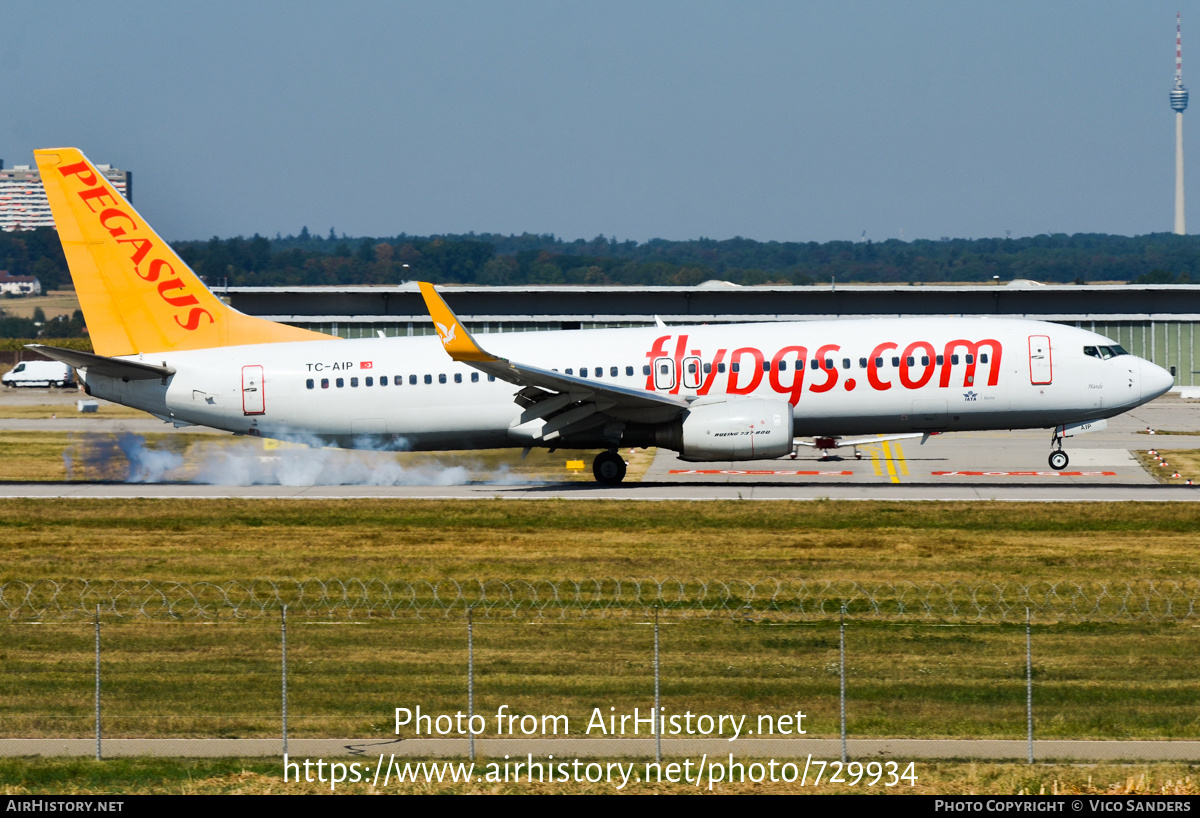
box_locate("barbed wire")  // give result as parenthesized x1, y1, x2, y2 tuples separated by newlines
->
(2, 578, 1199, 623)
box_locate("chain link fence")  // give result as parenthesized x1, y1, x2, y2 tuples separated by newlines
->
(3, 579, 1198, 763)
(3, 578, 1200, 622)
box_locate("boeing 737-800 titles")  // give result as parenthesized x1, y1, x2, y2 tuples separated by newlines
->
(28, 148, 1174, 484)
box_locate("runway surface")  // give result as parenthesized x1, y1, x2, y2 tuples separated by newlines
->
(1, 389, 1198, 501)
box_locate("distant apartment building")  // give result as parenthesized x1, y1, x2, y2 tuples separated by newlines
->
(0, 159, 131, 232)
(0, 271, 41, 296)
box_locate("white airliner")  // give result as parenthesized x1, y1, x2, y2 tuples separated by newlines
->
(29, 148, 1174, 484)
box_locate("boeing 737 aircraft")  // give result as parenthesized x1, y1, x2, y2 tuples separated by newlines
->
(28, 148, 1174, 483)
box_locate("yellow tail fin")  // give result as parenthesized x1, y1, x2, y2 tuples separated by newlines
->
(34, 148, 335, 356)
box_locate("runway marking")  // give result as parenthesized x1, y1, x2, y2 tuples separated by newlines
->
(894, 441, 910, 476)
(932, 471, 1118, 477)
(669, 470, 855, 476)
(881, 440, 902, 484)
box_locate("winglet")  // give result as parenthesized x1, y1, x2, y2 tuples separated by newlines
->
(417, 282, 499, 362)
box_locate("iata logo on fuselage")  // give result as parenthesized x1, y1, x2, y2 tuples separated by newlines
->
(643, 334, 1003, 406)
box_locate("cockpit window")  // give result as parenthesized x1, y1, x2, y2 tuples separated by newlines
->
(1086, 345, 1129, 360)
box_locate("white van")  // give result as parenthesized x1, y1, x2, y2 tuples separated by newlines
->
(1, 360, 75, 388)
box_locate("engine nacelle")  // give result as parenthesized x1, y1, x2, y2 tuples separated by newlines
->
(657, 399, 794, 461)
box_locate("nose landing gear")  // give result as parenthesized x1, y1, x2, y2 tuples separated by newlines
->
(1049, 428, 1069, 471)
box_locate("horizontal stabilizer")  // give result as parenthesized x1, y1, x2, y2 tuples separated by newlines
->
(27, 344, 175, 381)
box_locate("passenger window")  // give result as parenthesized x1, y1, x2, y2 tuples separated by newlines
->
(643, 365, 651, 376)
(321, 378, 329, 389)
(424, 374, 432, 384)
(761, 360, 770, 372)
(610, 366, 618, 377)
(980, 353, 988, 364)
(859, 358, 867, 369)
(379, 376, 388, 386)
(779, 360, 788, 371)
(891, 357, 900, 367)
(966, 354, 974, 364)
(824, 358, 833, 369)
(810, 360, 819, 370)
(439, 374, 447, 384)
(842, 358, 850, 369)
(703, 363, 712, 374)
(350, 377, 359, 387)
(626, 366, 634, 376)
(906, 357, 915, 367)
(951, 355, 959, 365)
(410, 375, 417, 385)
(935, 355, 943, 366)
(717, 363, 726, 373)
(731, 362, 740, 373)
(566, 368, 574, 375)
(306, 379, 314, 389)
(336, 378, 344, 388)
(920, 356, 929, 366)
(580, 368, 589, 377)
(454, 373, 462, 383)
(365, 376, 373, 387)
(471, 372, 479, 382)
(688, 362, 698, 374)
(488, 375, 496, 382)
(874, 357, 883, 367)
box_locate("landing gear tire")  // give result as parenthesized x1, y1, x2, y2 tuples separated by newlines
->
(593, 450, 627, 485)
(1049, 450, 1069, 471)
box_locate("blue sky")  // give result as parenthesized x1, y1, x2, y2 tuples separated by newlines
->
(1, 1, 1193, 243)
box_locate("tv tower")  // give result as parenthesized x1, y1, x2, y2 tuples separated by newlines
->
(1172, 13, 1189, 234)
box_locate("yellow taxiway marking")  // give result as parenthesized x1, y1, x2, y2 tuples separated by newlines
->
(869, 446, 883, 476)
(880, 440, 904, 484)
(894, 441, 910, 476)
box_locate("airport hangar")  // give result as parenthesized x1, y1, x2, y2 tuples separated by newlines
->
(225, 281, 1200, 388)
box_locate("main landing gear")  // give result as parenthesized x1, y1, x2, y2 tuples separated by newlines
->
(593, 450, 627, 485)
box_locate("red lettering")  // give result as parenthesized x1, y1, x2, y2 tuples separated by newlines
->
(899, 341, 937, 389)
(695, 349, 727, 396)
(669, 334, 689, 394)
(727, 347, 764, 395)
(645, 335, 672, 390)
(135, 258, 173, 283)
(940, 339, 1003, 387)
(768, 345, 807, 405)
(808, 343, 840, 393)
(77, 186, 117, 213)
(868, 342, 898, 391)
(56, 160, 99, 188)
(98, 208, 136, 238)
(116, 237, 154, 268)
(174, 307, 214, 331)
(156, 277, 199, 308)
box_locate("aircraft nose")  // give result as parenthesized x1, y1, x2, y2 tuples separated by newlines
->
(1140, 358, 1175, 401)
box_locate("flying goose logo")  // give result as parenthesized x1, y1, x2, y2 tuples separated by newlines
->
(436, 321, 457, 347)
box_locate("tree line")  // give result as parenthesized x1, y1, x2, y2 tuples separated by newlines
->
(3, 225, 1200, 297)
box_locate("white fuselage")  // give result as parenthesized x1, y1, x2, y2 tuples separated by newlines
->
(80, 317, 1174, 452)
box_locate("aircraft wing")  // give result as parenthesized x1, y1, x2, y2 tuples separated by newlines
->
(418, 283, 688, 437)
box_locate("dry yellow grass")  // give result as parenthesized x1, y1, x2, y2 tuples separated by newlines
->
(0, 404, 154, 420)
(1, 290, 81, 320)
(1134, 448, 1200, 486)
